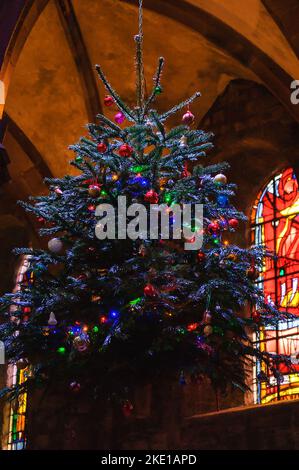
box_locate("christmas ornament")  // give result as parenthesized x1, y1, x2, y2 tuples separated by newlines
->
(197, 251, 206, 263)
(154, 85, 163, 95)
(145, 117, 154, 127)
(181, 162, 191, 178)
(208, 221, 220, 234)
(70, 381, 81, 393)
(213, 174, 227, 185)
(48, 312, 57, 326)
(88, 184, 101, 197)
(73, 333, 90, 352)
(247, 266, 259, 280)
(75, 155, 83, 164)
(43, 327, 50, 336)
(16, 358, 29, 370)
(227, 253, 237, 261)
(203, 325, 213, 336)
(179, 135, 187, 148)
(217, 194, 229, 207)
(122, 400, 134, 417)
(203, 310, 212, 324)
(48, 238, 63, 254)
(54, 186, 63, 196)
(182, 110, 195, 125)
(88, 204, 96, 212)
(100, 315, 108, 324)
(97, 142, 107, 153)
(38, 217, 45, 224)
(104, 95, 114, 107)
(228, 218, 239, 229)
(252, 311, 261, 323)
(139, 244, 147, 256)
(144, 190, 159, 204)
(114, 111, 125, 124)
(119, 143, 133, 157)
(144, 284, 156, 297)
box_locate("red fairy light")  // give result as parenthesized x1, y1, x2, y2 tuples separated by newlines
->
(187, 322, 199, 332)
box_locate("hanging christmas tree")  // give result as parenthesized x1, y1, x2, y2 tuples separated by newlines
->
(0, 1, 293, 404)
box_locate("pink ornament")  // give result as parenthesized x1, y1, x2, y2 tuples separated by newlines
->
(54, 186, 63, 196)
(182, 110, 195, 125)
(114, 112, 125, 124)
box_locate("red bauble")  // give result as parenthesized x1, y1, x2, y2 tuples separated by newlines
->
(252, 311, 261, 323)
(208, 222, 220, 234)
(97, 142, 107, 153)
(181, 162, 191, 178)
(38, 217, 45, 224)
(144, 190, 159, 204)
(119, 143, 133, 157)
(181, 169, 191, 178)
(228, 218, 239, 229)
(144, 284, 156, 297)
(88, 184, 101, 197)
(182, 110, 195, 125)
(104, 95, 114, 107)
(197, 251, 206, 263)
(122, 400, 133, 417)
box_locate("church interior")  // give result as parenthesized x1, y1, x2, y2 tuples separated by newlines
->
(0, 0, 299, 451)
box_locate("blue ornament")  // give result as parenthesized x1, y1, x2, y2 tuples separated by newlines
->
(217, 195, 229, 207)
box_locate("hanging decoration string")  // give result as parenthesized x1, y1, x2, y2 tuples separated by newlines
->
(135, 0, 146, 110)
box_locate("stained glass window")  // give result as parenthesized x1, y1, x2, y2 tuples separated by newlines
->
(5, 256, 30, 450)
(251, 168, 299, 403)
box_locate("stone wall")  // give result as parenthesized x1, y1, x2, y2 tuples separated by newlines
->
(25, 379, 243, 450)
(25, 382, 299, 450)
(183, 399, 299, 450)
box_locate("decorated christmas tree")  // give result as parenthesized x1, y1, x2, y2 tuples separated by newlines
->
(0, 1, 292, 408)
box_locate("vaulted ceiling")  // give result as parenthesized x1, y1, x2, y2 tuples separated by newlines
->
(0, 0, 298, 191)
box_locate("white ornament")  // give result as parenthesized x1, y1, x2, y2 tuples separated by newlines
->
(179, 135, 187, 148)
(48, 238, 63, 254)
(48, 312, 57, 326)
